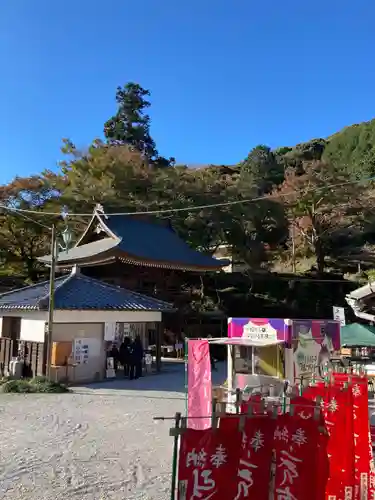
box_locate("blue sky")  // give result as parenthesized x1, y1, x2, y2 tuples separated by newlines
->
(1, 1, 374, 182)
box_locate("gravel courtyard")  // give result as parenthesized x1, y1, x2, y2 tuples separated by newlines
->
(0, 362, 225, 500)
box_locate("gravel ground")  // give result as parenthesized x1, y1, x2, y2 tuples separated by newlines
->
(0, 361, 225, 500)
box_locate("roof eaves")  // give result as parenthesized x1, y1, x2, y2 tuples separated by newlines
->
(0, 305, 40, 311)
(117, 255, 229, 272)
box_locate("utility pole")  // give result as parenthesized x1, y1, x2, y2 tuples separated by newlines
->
(46, 224, 57, 379)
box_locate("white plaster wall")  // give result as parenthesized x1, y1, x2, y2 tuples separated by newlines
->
(20, 319, 46, 343)
(20, 318, 46, 342)
(0, 310, 162, 323)
(0, 317, 3, 337)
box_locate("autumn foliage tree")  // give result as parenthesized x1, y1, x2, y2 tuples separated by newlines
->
(273, 160, 366, 273)
(0, 176, 57, 281)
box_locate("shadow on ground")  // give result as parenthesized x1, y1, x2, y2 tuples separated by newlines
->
(73, 361, 227, 394)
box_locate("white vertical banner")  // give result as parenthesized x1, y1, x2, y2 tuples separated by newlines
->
(333, 306, 346, 327)
(104, 322, 116, 341)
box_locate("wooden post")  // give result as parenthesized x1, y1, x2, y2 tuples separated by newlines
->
(156, 321, 162, 372)
(170, 412, 181, 500)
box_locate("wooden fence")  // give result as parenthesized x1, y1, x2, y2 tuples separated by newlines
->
(0, 338, 46, 378)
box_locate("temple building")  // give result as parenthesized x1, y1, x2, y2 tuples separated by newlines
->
(40, 204, 229, 332)
(0, 205, 227, 382)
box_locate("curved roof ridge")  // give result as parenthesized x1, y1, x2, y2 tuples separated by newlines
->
(38, 272, 75, 307)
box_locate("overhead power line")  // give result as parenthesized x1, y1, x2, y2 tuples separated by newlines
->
(0, 175, 373, 219)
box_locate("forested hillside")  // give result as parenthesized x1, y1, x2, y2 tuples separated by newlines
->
(1, 82, 375, 318)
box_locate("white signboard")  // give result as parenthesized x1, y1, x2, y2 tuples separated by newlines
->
(73, 337, 101, 365)
(242, 321, 278, 343)
(333, 306, 346, 327)
(104, 322, 116, 341)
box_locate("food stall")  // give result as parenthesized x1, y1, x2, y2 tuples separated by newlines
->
(210, 317, 341, 398)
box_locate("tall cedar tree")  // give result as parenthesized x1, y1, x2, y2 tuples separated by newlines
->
(103, 82, 174, 167)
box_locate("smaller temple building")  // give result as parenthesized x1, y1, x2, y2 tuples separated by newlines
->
(0, 267, 173, 383)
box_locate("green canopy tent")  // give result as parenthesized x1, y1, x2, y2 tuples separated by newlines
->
(341, 323, 375, 347)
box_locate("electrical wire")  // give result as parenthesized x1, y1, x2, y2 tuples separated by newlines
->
(0, 205, 52, 231)
(0, 174, 373, 219)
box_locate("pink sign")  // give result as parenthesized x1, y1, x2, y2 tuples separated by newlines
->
(187, 339, 212, 430)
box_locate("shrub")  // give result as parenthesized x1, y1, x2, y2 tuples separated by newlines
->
(1, 379, 35, 393)
(0, 377, 70, 394)
(29, 376, 70, 393)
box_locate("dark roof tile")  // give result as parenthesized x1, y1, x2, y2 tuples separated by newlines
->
(104, 214, 226, 269)
(0, 272, 173, 311)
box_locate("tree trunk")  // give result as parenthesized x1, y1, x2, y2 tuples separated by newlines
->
(314, 238, 325, 274)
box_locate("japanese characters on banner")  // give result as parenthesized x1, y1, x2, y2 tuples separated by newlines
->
(178, 368, 373, 499)
(177, 428, 241, 499)
(187, 340, 212, 430)
(273, 414, 323, 500)
(333, 373, 370, 500)
(217, 415, 277, 499)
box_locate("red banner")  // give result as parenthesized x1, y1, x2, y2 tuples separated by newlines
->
(333, 373, 370, 499)
(177, 428, 241, 499)
(297, 382, 354, 498)
(290, 395, 329, 498)
(234, 416, 275, 500)
(273, 413, 322, 500)
(369, 430, 375, 500)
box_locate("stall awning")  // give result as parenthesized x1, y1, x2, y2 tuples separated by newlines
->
(208, 338, 285, 347)
(341, 323, 375, 347)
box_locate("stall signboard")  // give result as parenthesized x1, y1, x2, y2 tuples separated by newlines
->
(228, 318, 291, 343)
(292, 320, 341, 379)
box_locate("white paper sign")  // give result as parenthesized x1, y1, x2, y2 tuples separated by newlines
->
(74, 337, 102, 364)
(104, 323, 116, 341)
(333, 306, 346, 326)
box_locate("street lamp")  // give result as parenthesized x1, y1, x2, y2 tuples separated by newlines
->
(46, 222, 72, 379)
(60, 227, 73, 252)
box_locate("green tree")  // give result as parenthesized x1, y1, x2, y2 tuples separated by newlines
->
(240, 145, 284, 195)
(103, 82, 174, 167)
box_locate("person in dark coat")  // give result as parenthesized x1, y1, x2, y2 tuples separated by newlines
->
(109, 343, 119, 372)
(132, 335, 144, 379)
(119, 337, 131, 377)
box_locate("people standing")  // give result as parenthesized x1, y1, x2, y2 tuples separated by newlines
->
(119, 337, 131, 378)
(133, 335, 144, 379)
(109, 343, 119, 373)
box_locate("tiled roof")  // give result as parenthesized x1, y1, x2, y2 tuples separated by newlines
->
(39, 213, 230, 271)
(103, 214, 228, 269)
(0, 271, 174, 311)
